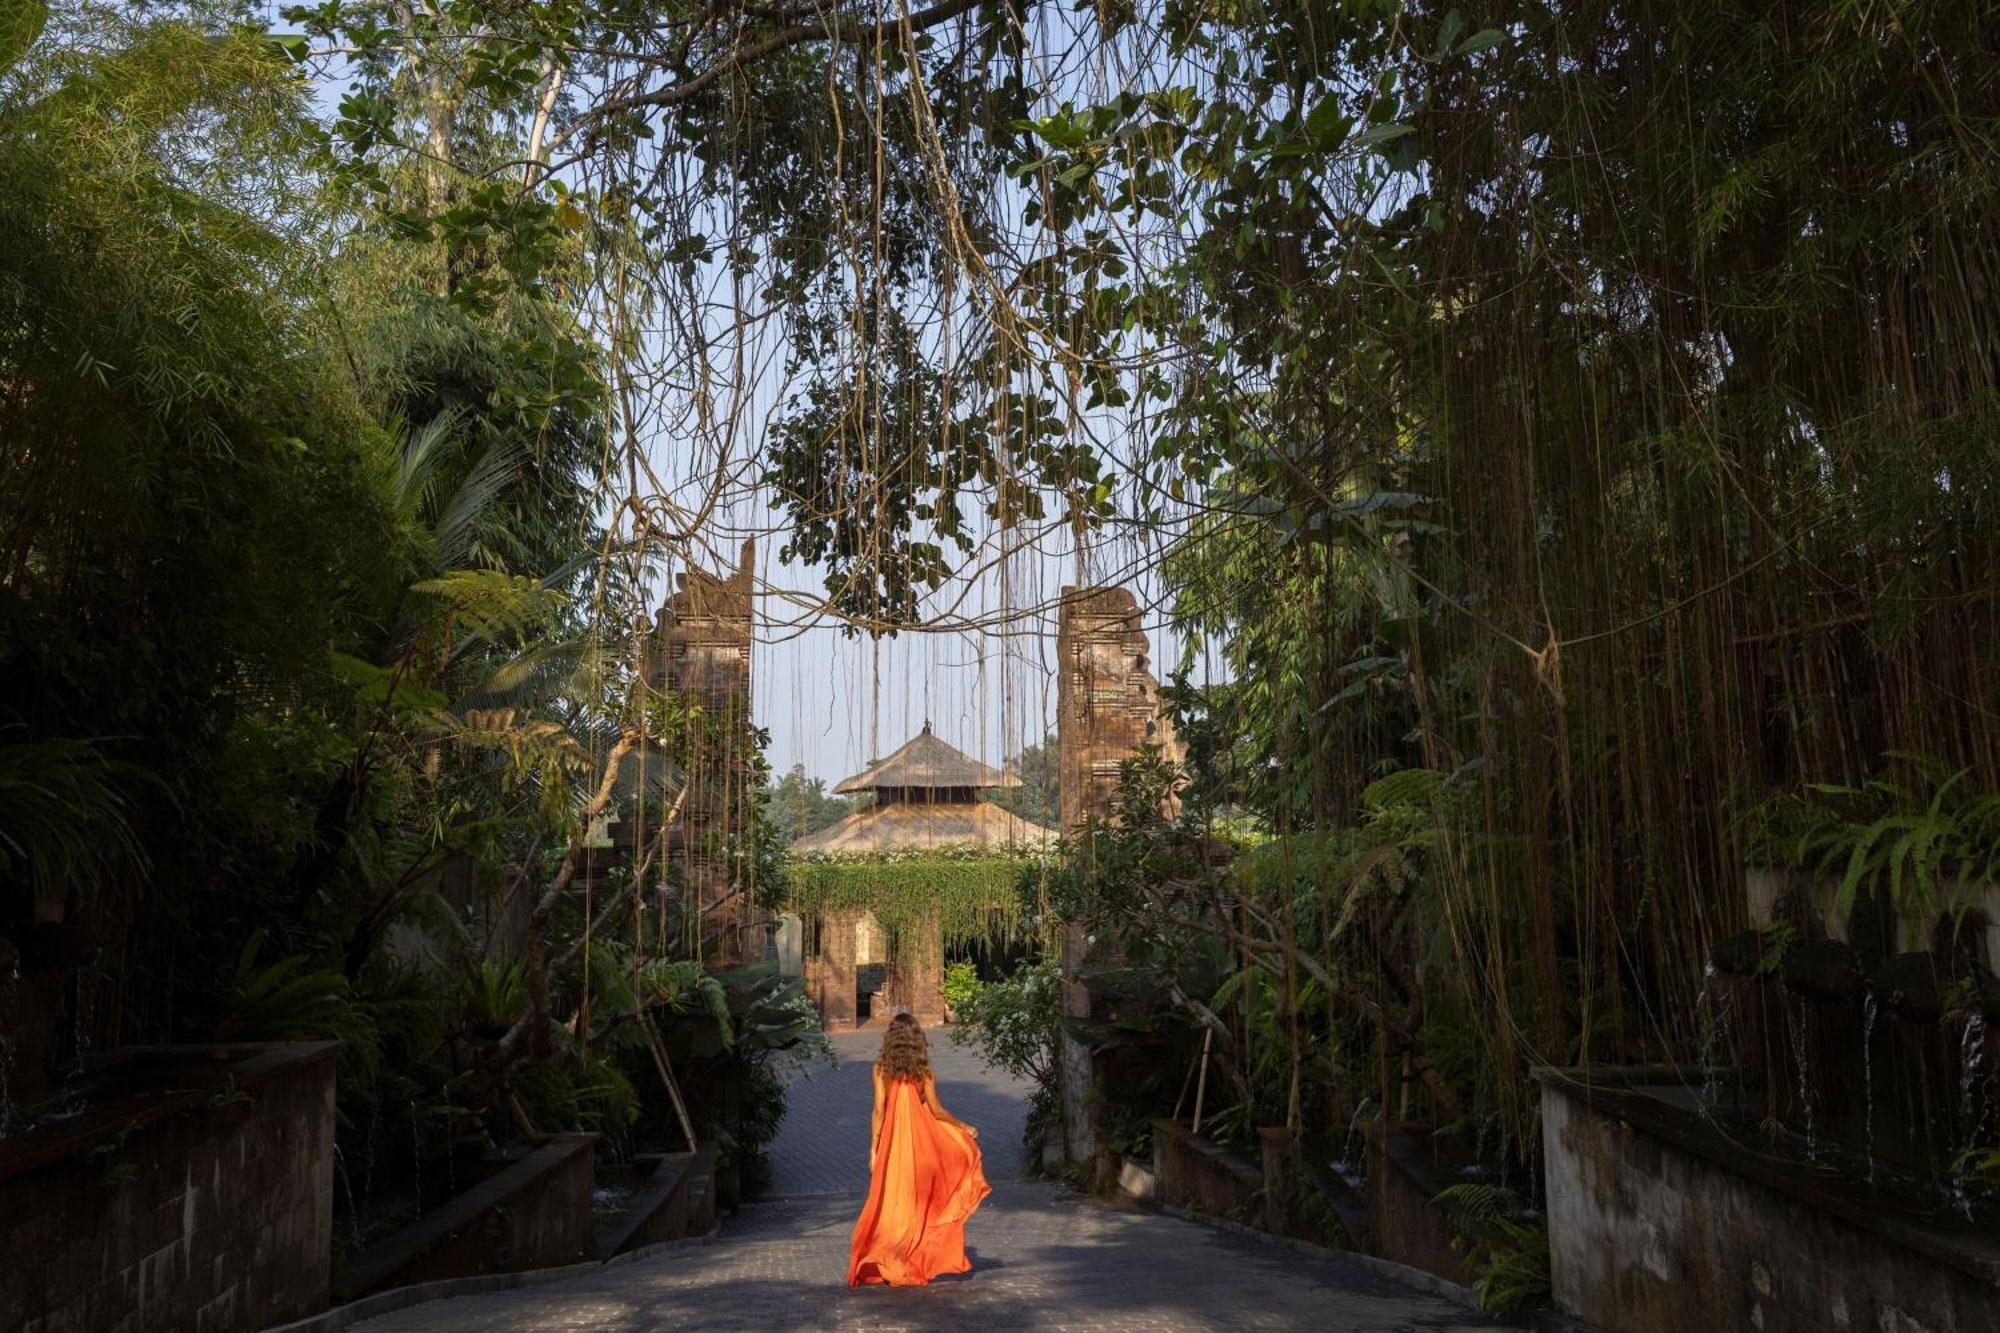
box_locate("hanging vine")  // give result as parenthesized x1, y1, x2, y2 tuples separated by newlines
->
(784, 843, 1039, 948)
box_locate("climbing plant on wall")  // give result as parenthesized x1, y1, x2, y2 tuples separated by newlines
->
(784, 844, 1042, 949)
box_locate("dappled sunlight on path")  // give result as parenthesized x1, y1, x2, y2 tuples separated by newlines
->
(350, 1027, 1504, 1331)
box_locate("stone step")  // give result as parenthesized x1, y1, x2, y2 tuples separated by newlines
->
(684, 1146, 720, 1236)
(595, 1152, 698, 1260)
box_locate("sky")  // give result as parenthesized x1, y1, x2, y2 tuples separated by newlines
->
(282, 6, 1227, 788)
(711, 505, 1203, 788)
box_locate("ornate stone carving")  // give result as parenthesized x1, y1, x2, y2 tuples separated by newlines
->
(651, 539, 757, 965)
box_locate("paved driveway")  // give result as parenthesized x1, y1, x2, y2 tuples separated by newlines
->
(349, 1027, 1502, 1332)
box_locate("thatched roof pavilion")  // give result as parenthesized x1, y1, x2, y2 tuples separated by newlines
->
(790, 724, 1055, 854)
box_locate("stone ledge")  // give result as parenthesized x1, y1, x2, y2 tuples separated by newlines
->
(1531, 1065, 2000, 1287)
(594, 1152, 697, 1259)
(0, 1041, 341, 1183)
(266, 1225, 720, 1333)
(1140, 1192, 1589, 1329)
(334, 1132, 598, 1302)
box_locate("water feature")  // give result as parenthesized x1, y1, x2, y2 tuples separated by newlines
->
(1707, 877, 2000, 1219)
(1329, 1095, 1374, 1192)
(333, 1143, 366, 1249)
(408, 1098, 424, 1211)
(2, 1043, 341, 1331)
(1862, 993, 1879, 1182)
(0, 955, 20, 1140)
(1787, 991, 1818, 1159)
(1951, 1011, 1990, 1219)
(1698, 960, 1732, 1110)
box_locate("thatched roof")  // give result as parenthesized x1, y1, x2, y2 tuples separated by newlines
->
(832, 724, 1018, 794)
(790, 798, 1055, 854)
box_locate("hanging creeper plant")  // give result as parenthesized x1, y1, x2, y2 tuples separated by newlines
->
(783, 843, 1042, 949)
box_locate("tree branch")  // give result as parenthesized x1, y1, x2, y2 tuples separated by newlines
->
(566, 0, 1001, 144)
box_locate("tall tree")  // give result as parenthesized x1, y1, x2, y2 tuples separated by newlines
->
(765, 763, 856, 840)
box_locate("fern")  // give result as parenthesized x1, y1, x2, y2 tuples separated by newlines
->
(410, 569, 568, 646)
(1361, 767, 1444, 815)
(1435, 1183, 1552, 1315)
(0, 733, 152, 905)
(460, 957, 527, 1033)
(1787, 755, 2000, 923)
(217, 931, 380, 1073)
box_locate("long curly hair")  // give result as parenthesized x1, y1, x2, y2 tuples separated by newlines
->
(877, 1012, 929, 1081)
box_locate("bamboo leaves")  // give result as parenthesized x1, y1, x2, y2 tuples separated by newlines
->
(0, 0, 45, 74)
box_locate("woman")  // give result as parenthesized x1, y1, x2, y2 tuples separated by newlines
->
(847, 1012, 991, 1286)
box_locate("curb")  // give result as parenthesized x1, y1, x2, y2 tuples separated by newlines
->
(1138, 1197, 1592, 1331)
(263, 1225, 720, 1333)
(1146, 1198, 1478, 1306)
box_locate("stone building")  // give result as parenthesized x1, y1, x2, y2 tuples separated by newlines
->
(630, 539, 760, 965)
(789, 725, 1055, 1027)
(1054, 585, 1185, 1172)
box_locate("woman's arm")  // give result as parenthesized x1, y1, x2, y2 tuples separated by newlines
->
(869, 1065, 886, 1155)
(922, 1068, 977, 1138)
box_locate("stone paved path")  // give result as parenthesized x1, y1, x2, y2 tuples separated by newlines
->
(763, 1027, 1032, 1197)
(351, 1027, 1503, 1332)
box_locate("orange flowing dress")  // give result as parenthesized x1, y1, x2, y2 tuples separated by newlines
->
(847, 1071, 992, 1286)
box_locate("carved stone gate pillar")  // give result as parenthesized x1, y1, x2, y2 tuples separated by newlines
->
(893, 920, 947, 1026)
(806, 909, 860, 1029)
(1054, 586, 1185, 1176)
(652, 539, 758, 966)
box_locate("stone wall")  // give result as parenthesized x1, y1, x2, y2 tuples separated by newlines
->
(881, 924, 946, 1026)
(336, 1133, 597, 1302)
(651, 539, 758, 966)
(1054, 587, 1185, 1170)
(0, 1042, 337, 1333)
(1362, 1123, 1474, 1286)
(1150, 1119, 1261, 1222)
(1538, 1067, 2000, 1333)
(805, 909, 859, 1029)
(1055, 586, 1184, 834)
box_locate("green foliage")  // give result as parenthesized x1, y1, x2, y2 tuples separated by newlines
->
(1752, 755, 2000, 924)
(639, 964, 831, 1187)
(951, 958, 1061, 1086)
(217, 931, 381, 1077)
(516, 1041, 639, 1135)
(1962, 1148, 2000, 1195)
(988, 735, 1061, 830)
(459, 958, 526, 1036)
(1434, 1183, 1553, 1316)
(951, 957, 1064, 1152)
(786, 847, 1034, 949)
(0, 0, 45, 73)
(0, 736, 152, 907)
(941, 961, 981, 1016)
(764, 764, 857, 841)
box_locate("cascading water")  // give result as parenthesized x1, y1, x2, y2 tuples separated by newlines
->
(409, 1099, 424, 1215)
(333, 1143, 366, 1249)
(69, 964, 96, 1078)
(1789, 993, 1818, 1160)
(1861, 993, 1879, 1185)
(1949, 1012, 1988, 1220)
(0, 957, 20, 1140)
(1698, 961, 1733, 1115)
(1331, 1096, 1373, 1192)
